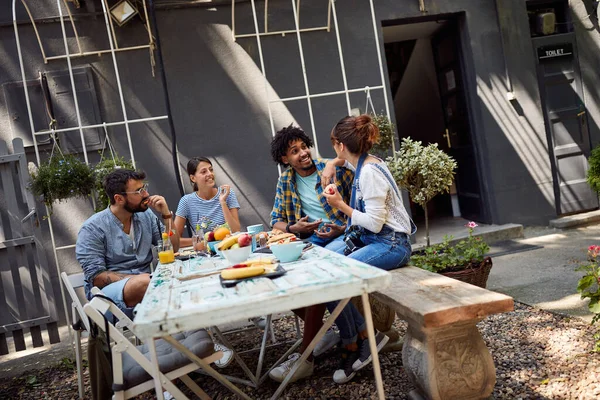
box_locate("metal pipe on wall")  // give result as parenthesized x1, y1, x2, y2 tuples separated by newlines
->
(147, 0, 187, 200)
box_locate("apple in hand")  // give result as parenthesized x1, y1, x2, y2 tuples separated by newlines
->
(325, 183, 336, 195)
(238, 233, 252, 248)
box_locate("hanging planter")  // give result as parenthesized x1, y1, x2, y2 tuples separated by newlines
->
(93, 156, 135, 212)
(370, 113, 395, 157)
(29, 154, 95, 213)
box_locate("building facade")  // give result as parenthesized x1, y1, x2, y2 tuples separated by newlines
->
(1, 0, 599, 322)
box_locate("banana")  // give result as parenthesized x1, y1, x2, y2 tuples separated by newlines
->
(240, 258, 277, 266)
(221, 265, 265, 280)
(217, 234, 241, 251)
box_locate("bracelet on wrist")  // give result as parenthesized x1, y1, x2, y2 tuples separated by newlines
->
(162, 211, 173, 220)
(285, 222, 293, 233)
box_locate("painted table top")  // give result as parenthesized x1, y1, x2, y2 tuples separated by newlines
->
(133, 246, 391, 338)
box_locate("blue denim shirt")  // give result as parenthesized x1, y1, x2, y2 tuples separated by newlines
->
(76, 207, 164, 299)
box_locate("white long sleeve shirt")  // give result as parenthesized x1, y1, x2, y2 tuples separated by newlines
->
(345, 160, 412, 235)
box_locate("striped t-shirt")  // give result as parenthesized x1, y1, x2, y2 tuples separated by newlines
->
(175, 187, 240, 231)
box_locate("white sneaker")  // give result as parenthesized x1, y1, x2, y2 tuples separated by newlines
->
(251, 316, 267, 330)
(163, 391, 174, 400)
(214, 342, 234, 368)
(313, 328, 340, 357)
(268, 353, 314, 383)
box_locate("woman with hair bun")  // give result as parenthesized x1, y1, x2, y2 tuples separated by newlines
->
(319, 114, 414, 384)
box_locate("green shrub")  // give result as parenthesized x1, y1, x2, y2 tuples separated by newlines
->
(576, 245, 600, 352)
(387, 137, 456, 246)
(370, 113, 395, 157)
(587, 146, 600, 194)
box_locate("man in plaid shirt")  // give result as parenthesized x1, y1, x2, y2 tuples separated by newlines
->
(268, 124, 354, 383)
(270, 124, 354, 247)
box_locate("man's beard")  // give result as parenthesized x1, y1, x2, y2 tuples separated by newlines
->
(124, 197, 149, 213)
(301, 160, 315, 171)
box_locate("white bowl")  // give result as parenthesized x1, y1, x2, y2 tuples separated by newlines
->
(221, 245, 252, 265)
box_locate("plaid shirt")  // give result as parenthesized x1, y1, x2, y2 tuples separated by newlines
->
(270, 159, 354, 228)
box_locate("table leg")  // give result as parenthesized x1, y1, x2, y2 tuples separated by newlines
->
(212, 325, 259, 386)
(255, 314, 272, 379)
(269, 298, 351, 400)
(164, 336, 252, 400)
(148, 338, 165, 400)
(361, 292, 385, 400)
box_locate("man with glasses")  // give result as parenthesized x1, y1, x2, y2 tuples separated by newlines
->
(76, 169, 179, 316)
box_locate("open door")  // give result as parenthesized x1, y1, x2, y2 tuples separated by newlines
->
(431, 21, 487, 222)
(532, 33, 598, 214)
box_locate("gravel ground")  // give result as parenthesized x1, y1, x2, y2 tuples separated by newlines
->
(1, 302, 599, 399)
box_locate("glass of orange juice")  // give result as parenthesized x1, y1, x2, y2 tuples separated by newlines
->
(158, 241, 175, 264)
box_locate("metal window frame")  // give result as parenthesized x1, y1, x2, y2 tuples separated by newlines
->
(11, 0, 169, 341)
(246, 0, 394, 159)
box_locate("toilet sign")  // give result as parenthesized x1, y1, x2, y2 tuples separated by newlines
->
(537, 43, 573, 60)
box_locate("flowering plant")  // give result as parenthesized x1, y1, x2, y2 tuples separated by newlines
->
(410, 222, 490, 273)
(576, 246, 600, 324)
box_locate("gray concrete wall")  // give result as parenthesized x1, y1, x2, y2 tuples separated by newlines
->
(571, 0, 600, 148)
(494, 0, 556, 224)
(3, 0, 594, 321)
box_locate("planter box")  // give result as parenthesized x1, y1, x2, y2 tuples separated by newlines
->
(439, 256, 493, 288)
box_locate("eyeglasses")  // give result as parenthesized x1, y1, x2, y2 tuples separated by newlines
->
(121, 183, 149, 196)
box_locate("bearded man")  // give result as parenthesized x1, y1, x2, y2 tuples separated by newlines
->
(76, 169, 179, 317)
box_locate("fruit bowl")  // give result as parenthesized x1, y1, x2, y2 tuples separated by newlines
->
(270, 242, 305, 263)
(221, 245, 252, 264)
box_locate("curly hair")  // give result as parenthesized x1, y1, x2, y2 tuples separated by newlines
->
(270, 124, 314, 167)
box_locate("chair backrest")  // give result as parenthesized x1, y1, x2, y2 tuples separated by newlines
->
(60, 272, 91, 333)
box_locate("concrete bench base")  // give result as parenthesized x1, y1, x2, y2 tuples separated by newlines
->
(373, 266, 513, 400)
(404, 321, 495, 400)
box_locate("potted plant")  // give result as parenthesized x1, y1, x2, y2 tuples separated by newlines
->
(93, 156, 135, 211)
(29, 154, 95, 215)
(387, 137, 457, 246)
(410, 221, 493, 288)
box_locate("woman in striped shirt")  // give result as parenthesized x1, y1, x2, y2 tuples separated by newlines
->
(174, 156, 241, 249)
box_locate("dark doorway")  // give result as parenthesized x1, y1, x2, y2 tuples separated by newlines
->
(383, 15, 487, 223)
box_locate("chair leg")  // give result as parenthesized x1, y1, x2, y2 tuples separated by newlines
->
(268, 315, 277, 343)
(180, 375, 211, 400)
(74, 330, 84, 399)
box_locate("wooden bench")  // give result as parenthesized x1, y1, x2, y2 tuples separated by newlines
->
(372, 266, 514, 400)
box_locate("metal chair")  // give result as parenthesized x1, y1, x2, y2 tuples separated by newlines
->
(83, 294, 225, 400)
(60, 272, 90, 399)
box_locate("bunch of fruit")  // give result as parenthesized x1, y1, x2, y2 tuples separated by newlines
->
(204, 226, 231, 242)
(216, 232, 252, 251)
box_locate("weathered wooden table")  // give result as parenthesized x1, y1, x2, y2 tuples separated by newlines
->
(133, 245, 392, 400)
